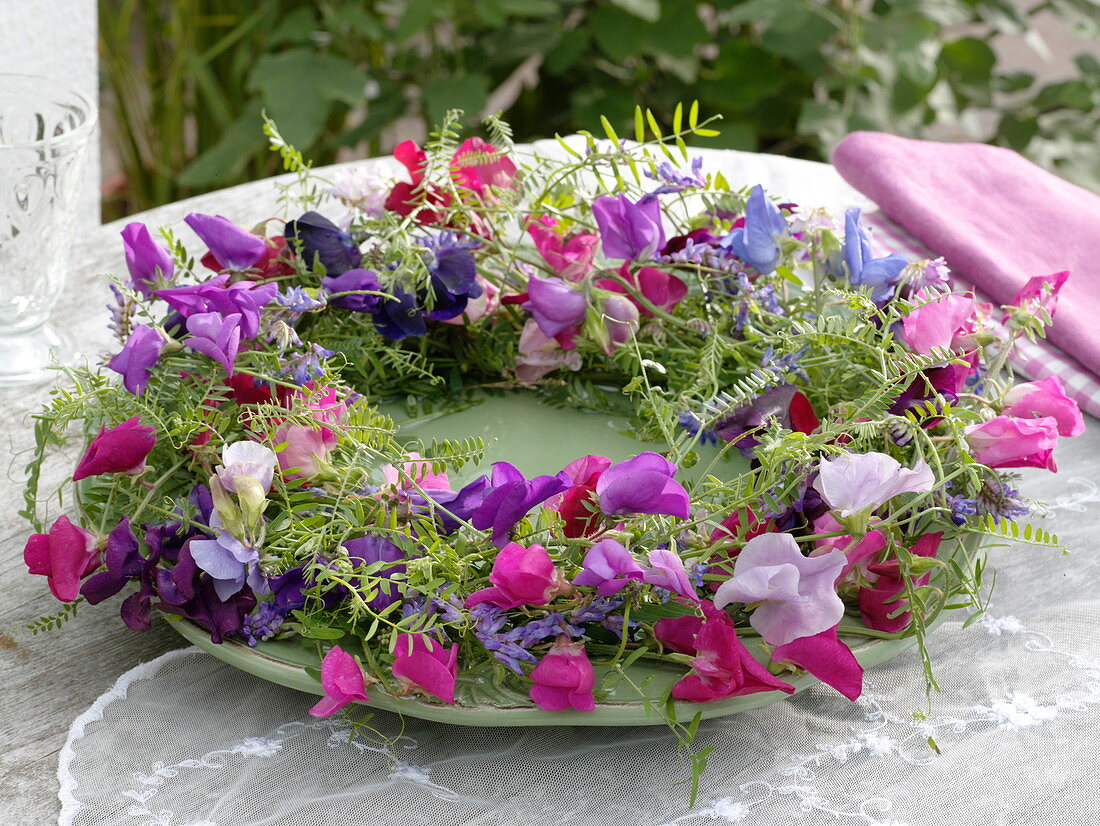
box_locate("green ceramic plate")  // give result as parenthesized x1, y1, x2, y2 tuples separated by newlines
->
(169, 391, 955, 726)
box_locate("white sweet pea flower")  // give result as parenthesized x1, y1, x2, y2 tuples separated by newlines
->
(326, 164, 393, 217)
(813, 452, 935, 518)
(217, 440, 277, 494)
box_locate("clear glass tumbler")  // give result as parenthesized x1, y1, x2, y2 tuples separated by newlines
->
(0, 74, 96, 385)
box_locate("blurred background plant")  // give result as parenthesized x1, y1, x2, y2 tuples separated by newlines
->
(99, 0, 1100, 220)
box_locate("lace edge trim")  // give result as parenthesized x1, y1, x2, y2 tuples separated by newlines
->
(57, 646, 201, 826)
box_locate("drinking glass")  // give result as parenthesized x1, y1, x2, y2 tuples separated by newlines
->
(0, 74, 96, 385)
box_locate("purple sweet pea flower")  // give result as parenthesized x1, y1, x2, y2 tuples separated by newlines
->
(413, 474, 492, 534)
(421, 232, 483, 321)
(322, 268, 383, 312)
(595, 452, 690, 519)
(156, 274, 277, 339)
(643, 548, 699, 602)
(107, 324, 168, 395)
(523, 276, 588, 338)
(843, 208, 908, 304)
(472, 462, 570, 547)
(188, 513, 267, 601)
(284, 211, 362, 276)
(572, 538, 645, 596)
(185, 213, 267, 271)
(155, 541, 258, 643)
(121, 222, 174, 297)
(373, 286, 428, 341)
(342, 534, 407, 612)
(592, 194, 666, 261)
(184, 311, 242, 376)
(719, 185, 787, 274)
(813, 452, 935, 518)
(713, 532, 846, 646)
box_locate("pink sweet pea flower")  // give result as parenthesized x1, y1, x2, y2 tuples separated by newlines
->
(309, 645, 370, 717)
(451, 137, 519, 198)
(772, 624, 863, 701)
(391, 633, 459, 704)
(382, 451, 450, 491)
(713, 532, 845, 647)
(24, 516, 101, 602)
(465, 542, 569, 610)
(900, 291, 976, 355)
(275, 424, 337, 481)
(813, 452, 935, 518)
(642, 548, 699, 602)
(1003, 375, 1084, 438)
(572, 538, 645, 596)
(526, 216, 598, 281)
(72, 416, 156, 482)
(597, 292, 639, 354)
(669, 604, 795, 702)
(596, 263, 687, 316)
(515, 319, 582, 383)
(858, 533, 942, 633)
(964, 415, 1059, 471)
(595, 452, 690, 518)
(529, 636, 596, 712)
(1004, 270, 1070, 322)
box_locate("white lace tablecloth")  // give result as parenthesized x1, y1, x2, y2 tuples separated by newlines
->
(21, 149, 1100, 825)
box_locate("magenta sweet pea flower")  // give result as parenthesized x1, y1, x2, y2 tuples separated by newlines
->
(465, 542, 569, 610)
(713, 532, 846, 646)
(592, 193, 666, 261)
(597, 263, 687, 316)
(523, 275, 588, 338)
(184, 213, 267, 271)
(451, 137, 519, 197)
(309, 645, 370, 717)
(120, 222, 174, 297)
(964, 415, 1059, 471)
(184, 311, 242, 376)
(595, 452, 690, 518)
(772, 624, 863, 701)
(1005, 270, 1070, 322)
(1003, 375, 1084, 437)
(670, 606, 795, 702)
(598, 292, 639, 353)
(391, 632, 459, 704)
(73, 416, 156, 481)
(107, 324, 168, 395)
(643, 548, 699, 602)
(572, 539, 645, 596)
(813, 452, 935, 518)
(527, 216, 597, 281)
(275, 423, 337, 481)
(24, 515, 100, 603)
(157, 274, 278, 339)
(901, 291, 976, 355)
(858, 533, 942, 633)
(529, 636, 596, 711)
(515, 319, 582, 383)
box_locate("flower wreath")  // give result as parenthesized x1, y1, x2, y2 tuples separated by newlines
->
(24, 112, 1081, 749)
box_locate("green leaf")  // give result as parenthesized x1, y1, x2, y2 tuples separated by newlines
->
(393, 0, 445, 42)
(608, 0, 662, 22)
(938, 37, 997, 105)
(632, 601, 699, 623)
(179, 100, 266, 187)
(422, 74, 491, 126)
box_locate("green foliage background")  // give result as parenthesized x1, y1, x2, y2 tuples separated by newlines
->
(100, 0, 1100, 220)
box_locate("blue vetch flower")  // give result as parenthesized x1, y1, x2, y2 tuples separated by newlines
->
(241, 601, 286, 646)
(720, 185, 787, 274)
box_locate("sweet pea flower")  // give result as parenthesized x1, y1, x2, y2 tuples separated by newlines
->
(572, 539, 645, 596)
(188, 513, 268, 601)
(73, 416, 156, 481)
(597, 293, 639, 353)
(720, 185, 787, 275)
(527, 217, 598, 281)
(515, 319, 582, 383)
(548, 454, 611, 538)
(384, 141, 453, 224)
(901, 291, 976, 355)
(121, 222, 174, 296)
(713, 532, 846, 647)
(643, 548, 699, 602)
(465, 542, 569, 610)
(322, 269, 383, 312)
(843, 208, 909, 303)
(156, 274, 278, 340)
(216, 440, 277, 493)
(592, 194, 666, 261)
(422, 232, 483, 320)
(964, 415, 1059, 471)
(529, 636, 596, 712)
(382, 451, 450, 491)
(596, 263, 687, 316)
(1005, 270, 1070, 322)
(858, 533, 942, 633)
(108, 324, 168, 395)
(813, 452, 935, 519)
(284, 211, 362, 276)
(523, 276, 587, 338)
(275, 424, 337, 481)
(472, 462, 570, 546)
(440, 275, 499, 325)
(373, 286, 428, 341)
(185, 213, 267, 271)
(184, 311, 242, 376)
(669, 605, 795, 702)
(595, 452, 690, 519)
(451, 137, 519, 197)
(23, 515, 100, 602)
(309, 645, 370, 717)
(326, 164, 392, 217)
(771, 624, 863, 701)
(342, 534, 408, 612)
(1003, 375, 1084, 437)
(155, 540, 257, 643)
(391, 633, 459, 703)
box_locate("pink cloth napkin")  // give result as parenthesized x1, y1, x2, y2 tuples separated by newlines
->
(832, 132, 1100, 380)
